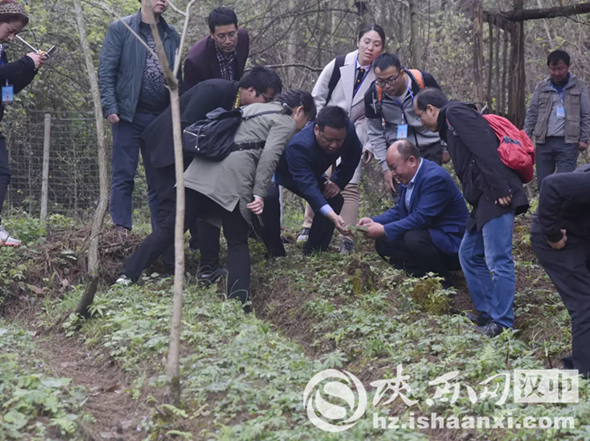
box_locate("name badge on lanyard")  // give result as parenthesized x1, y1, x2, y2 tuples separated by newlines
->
(397, 124, 408, 139)
(554, 83, 567, 118)
(2, 82, 13, 104)
(556, 104, 565, 118)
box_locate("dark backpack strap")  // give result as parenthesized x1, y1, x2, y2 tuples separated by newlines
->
(325, 54, 346, 105)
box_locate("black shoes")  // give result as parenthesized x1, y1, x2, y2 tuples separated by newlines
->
(198, 266, 228, 286)
(474, 321, 505, 337)
(466, 311, 493, 326)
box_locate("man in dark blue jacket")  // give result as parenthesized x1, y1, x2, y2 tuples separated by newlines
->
(262, 106, 362, 255)
(359, 140, 468, 286)
(98, 0, 180, 232)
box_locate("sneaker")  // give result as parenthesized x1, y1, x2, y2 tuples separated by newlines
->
(474, 321, 505, 337)
(114, 274, 132, 286)
(466, 311, 492, 326)
(339, 239, 354, 255)
(0, 226, 21, 246)
(297, 228, 310, 243)
(199, 267, 228, 286)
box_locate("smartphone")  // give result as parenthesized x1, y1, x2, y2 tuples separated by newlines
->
(44, 46, 56, 57)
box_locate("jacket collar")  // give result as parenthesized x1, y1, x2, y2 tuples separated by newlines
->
(540, 73, 578, 91)
(132, 9, 174, 36)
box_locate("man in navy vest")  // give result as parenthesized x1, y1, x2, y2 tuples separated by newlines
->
(359, 140, 468, 287)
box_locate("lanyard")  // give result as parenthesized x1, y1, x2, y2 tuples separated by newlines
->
(390, 78, 415, 123)
(353, 59, 371, 96)
(552, 81, 568, 104)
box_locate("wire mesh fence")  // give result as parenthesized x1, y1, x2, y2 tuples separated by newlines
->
(3, 111, 151, 221)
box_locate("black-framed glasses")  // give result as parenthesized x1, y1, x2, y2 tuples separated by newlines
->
(375, 70, 403, 87)
(213, 31, 238, 43)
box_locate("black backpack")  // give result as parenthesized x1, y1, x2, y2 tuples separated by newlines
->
(325, 54, 346, 105)
(182, 107, 283, 162)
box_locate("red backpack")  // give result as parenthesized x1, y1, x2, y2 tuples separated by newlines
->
(482, 114, 535, 184)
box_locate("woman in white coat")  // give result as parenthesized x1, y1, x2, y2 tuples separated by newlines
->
(299, 24, 385, 253)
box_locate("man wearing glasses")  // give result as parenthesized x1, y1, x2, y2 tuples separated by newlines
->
(183, 7, 250, 93)
(364, 53, 442, 199)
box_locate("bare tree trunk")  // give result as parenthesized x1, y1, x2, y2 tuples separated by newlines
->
(486, 20, 494, 112)
(73, 0, 109, 317)
(472, 0, 484, 107)
(408, 0, 421, 68)
(142, 0, 196, 406)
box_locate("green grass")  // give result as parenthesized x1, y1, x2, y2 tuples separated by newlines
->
(0, 322, 88, 440)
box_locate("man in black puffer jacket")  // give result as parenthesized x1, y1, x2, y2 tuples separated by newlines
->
(414, 88, 529, 337)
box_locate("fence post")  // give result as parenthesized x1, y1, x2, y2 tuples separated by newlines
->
(40, 113, 51, 223)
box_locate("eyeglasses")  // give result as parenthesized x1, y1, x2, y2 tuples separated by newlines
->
(375, 71, 403, 87)
(261, 94, 273, 103)
(214, 31, 237, 43)
(388, 157, 409, 172)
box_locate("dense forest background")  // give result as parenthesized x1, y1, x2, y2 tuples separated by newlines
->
(13, 0, 590, 117)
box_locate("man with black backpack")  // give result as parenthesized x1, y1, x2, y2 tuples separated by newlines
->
(365, 53, 443, 198)
(414, 87, 529, 337)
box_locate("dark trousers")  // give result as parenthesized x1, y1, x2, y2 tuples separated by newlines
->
(532, 232, 590, 377)
(253, 182, 285, 257)
(261, 182, 343, 254)
(536, 137, 578, 190)
(0, 135, 10, 223)
(375, 229, 460, 277)
(153, 164, 221, 270)
(121, 188, 251, 304)
(110, 112, 159, 230)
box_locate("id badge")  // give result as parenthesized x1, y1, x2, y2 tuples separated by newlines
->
(397, 124, 408, 140)
(556, 105, 565, 118)
(1, 84, 13, 104)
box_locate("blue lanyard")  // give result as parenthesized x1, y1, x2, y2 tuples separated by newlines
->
(552, 81, 568, 104)
(353, 59, 371, 96)
(390, 78, 415, 123)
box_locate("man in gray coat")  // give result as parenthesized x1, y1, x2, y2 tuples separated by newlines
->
(98, 0, 180, 231)
(524, 50, 590, 189)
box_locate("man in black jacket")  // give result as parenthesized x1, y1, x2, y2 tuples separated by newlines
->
(531, 165, 590, 377)
(415, 88, 529, 337)
(261, 106, 362, 255)
(142, 67, 282, 276)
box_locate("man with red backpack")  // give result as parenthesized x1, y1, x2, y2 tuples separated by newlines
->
(414, 87, 529, 337)
(364, 54, 443, 199)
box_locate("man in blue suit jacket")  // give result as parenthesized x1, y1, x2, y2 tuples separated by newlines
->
(358, 140, 468, 285)
(260, 106, 362, 255)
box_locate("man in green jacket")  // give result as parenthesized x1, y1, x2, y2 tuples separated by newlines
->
(524, 50, 590, 189)
(98, 0, 180, 232)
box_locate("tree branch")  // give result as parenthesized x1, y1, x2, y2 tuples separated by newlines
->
(90, 1, 158, 59)
(498, 1, 590, 21)
(265, 63, 323, 72)
(174, 0, 196, 76)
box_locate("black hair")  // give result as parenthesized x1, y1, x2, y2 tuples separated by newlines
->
(316, 106, 349, 131)
(358, 24, 386, 47)
(208, 7, 238, 33)
(276, 89, 317, 120)
(392, 139, 421, 160)
(415, 87, 448, 111)
(374, 53, 401, 72)
(547, 49, 570, 67)
(240, 67, 283, 96)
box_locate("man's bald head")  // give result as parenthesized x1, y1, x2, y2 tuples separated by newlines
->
(385, 140, 422, 185)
